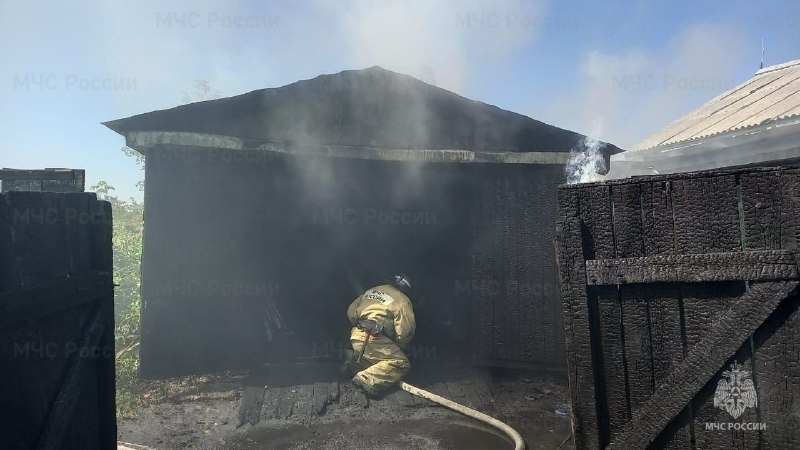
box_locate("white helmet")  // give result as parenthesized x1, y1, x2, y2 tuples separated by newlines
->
(393, 273, 412, 291)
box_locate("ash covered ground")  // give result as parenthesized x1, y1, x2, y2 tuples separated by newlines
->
(118, 369, 573, 449)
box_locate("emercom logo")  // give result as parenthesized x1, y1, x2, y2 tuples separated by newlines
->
(704, 361, 767, 432)
(713, 361, 757, 419)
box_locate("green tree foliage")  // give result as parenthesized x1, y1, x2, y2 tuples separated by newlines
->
(90, 180, 150, 417)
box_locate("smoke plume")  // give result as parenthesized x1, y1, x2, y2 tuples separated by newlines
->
(565, 136, 606, 184)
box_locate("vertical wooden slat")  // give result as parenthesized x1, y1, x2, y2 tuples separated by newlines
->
(647, 284, 693, 449)
(470, 165, 495, 363)
(558, 187, 601, 449)
(559, 169, 800, 449)
(594, 287, 628, 443)
(638, 180, 694, 449)
(492, 176, 508, 361)
(561, 184, 616, 447)
(92, 199, 117, 448)
(543, 169, 564, 367)
(610, 184, 655, 434)
(0, 194, 13, 292)
(743, 169, 800, 448)
(672, 174, 751, 449)
(578, 185, 625, 447)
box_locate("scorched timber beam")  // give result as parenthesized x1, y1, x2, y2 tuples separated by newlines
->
(585, 250, 800, 285)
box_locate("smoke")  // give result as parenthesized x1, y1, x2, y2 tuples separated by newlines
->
(326, 0, 547, 92)
(565, 136, 606, 184)
(534, 23, 748, 149)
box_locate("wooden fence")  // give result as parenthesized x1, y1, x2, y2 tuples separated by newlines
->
(0, 192, 115, 449)
(557, 167, 800, 449)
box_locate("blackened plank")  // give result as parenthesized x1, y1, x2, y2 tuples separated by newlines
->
(310, 381, 338, 416)
(594, 287, 629, 441)
(492, 177, 509, 362)
(539, 170, 560, 366)
(641, 181, 676, 256)
(609, 184, 656, 442)
(672, 175, 741, 254)
(470, 167, 494, 363)
(261, 386, 287, 420)
(619, 287, 653, 419)
(638, 180, 692, 449)
(0, 272, 110, 325)
(584, 250, 799, 285)
(293, 383, 315, 425)
(587, 184, 649, 445)
(519, 174, 540, 364)
(741, 169, 797, 251)
(611, 184, 645, 259)
(578, 185, 615, 260)
(0, 195, 12, 293)
(61, 195, 86, 276)
(752, 294, 800, 448)
(559, 182, 620, 448)
(35, 300, 108, 450)
(90, 198, 116, 450)
(608, 280, 798, 449)
(743, 169, 800, 448)
(684, 283, 753, 450)
(647, 284, 693, 449)
(557, 186, 602, 449)
(7, 192, 70, 288)
(671, 174, 745, 449)
(0, 169, 82, 181)
(237, 386, 266, 426)
(275, 386, 296, 420)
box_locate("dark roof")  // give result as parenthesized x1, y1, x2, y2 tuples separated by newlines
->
(105, 66, 621, 154)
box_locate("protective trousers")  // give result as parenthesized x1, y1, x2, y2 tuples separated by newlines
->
(349, 327, 410, 393)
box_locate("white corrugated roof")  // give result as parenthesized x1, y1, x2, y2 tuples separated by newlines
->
(634, 59, 800, 150)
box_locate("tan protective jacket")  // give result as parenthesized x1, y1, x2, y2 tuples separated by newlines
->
(347, 284, 415, 349)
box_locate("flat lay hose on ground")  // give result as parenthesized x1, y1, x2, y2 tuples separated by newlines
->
(398, 381, 526, 450)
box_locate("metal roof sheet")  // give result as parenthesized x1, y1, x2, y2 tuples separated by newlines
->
(634, 59, 800, 150)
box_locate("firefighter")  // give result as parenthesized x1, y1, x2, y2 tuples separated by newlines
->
(346, 274, 415, 397)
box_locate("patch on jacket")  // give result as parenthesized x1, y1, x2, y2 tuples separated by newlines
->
(365, 289, 395, 305)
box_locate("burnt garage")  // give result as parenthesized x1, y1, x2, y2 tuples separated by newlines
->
(105, 67, 621, 379)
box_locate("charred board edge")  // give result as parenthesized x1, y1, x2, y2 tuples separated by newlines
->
(557, 213, 602, 449)
(608, 280, 799, 449)
(0, 169, 85, 181)
(34, 298, 111, 450)
(237, 386, 267, 427)
(0, 272, 112, 325)
(559, 166, 790, 190)
(585, 250, 799, 285)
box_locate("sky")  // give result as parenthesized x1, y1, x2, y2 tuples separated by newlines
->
(2, 0, 799, 200)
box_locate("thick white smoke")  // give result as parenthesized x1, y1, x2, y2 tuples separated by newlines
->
(565, 136, 606, 184)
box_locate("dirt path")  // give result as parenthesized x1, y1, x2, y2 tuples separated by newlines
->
(118, 372, 573, 449)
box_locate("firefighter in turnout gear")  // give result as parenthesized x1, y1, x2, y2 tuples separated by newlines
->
(346, 274, 415, 396)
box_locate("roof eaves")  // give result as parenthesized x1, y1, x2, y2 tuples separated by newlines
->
(755, 59, 800, 76)
(634, 113, 800, 151)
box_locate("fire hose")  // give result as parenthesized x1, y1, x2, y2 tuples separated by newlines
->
(397, 381, 526, 450)
(352, 325, 525, 449)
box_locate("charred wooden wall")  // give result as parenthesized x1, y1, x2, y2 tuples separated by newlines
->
(0, 192, 115, 449)
(557, 167, 800, 449)
(139, 146, 566, 378)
